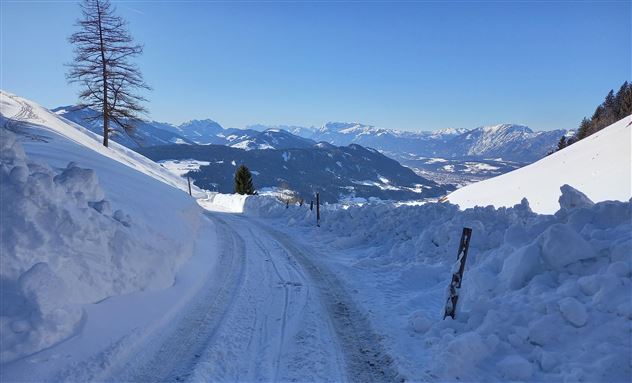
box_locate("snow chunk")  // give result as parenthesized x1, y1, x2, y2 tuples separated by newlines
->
(498, 355, 533, 380)
(409, 310, 433, 333)
(499, 243, 541, 289)
(558, 184, 594, 213)
(558, 297, 588, 327)
(539, 223, 597, 269)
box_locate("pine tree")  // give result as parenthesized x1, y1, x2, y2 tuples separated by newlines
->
(576, 117, 592, 140)
(67, 0, 150, 147)
(556, 135, 567, 151)
(570, 81, 632, 147)
(616, 81, 632, 117)
(234, 165, 256, 195)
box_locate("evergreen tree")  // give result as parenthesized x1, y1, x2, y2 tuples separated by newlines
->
(234, 165, 256, 195)
(556, 135, 567, 151)
(576, 117, 592, 140)
(67, 0, 150, 147)
(616, 81, 632, 117)
(566, 81, 632, 151)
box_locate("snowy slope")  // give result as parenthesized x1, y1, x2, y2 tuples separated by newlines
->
(0, 91, 210, 365)
(448, 115, 632, 213)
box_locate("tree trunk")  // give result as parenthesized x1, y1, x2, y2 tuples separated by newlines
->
(96, 0, 109, 147)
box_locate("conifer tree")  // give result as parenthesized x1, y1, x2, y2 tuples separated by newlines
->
(234, 165, 256, 195)
(556, 135, 567, 151)
(67, 0, 150, 147)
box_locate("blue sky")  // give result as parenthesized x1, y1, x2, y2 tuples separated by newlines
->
(1, 0, 630, 131)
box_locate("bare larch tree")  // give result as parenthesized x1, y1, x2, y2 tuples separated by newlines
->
(67, 0, 150, 147)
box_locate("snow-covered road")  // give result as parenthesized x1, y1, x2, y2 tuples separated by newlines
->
(113, 212, 399, 382)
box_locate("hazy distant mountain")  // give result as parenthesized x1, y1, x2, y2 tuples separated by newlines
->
(54, 107, 316, 150)
(56, 105, 569, 163)
(250, 121, 569, 162)
(53, 106, 194, 147)
(139, 143, 448, 203)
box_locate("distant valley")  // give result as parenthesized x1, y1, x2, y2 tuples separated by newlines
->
(54, 106, 569, 201)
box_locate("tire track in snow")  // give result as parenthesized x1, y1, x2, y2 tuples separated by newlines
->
(110, 216, 246, 382)
(255, 221, 403, 383)
(188, 213, 347, 382)
(250, 233, 290, 382)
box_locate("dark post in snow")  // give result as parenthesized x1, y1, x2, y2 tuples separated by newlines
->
(316, 192, 320, 227)
(286, 200, 289, 209)
(310, 200, 313, 211)
(187, 176, 192, 196)
(443, 227, 473, 320)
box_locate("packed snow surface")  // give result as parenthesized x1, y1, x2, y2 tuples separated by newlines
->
(235, 187, 631, 382)
(448, 115, 632, 213)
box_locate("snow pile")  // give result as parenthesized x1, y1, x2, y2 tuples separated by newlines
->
(0, 131, 195, 363)
(448, 115, 632, 213)
(260, 186, 631, 381)
(1, 93, 205, 364)
(198, 192, 285, 216)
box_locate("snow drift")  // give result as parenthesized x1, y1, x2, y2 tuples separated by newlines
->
(447, 115, 632, 213)
(0, 92, 204, 363)
(235, 187, 632, 381)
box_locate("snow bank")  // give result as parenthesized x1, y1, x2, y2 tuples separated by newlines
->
(260, 186, 631, 381)
(197, 192, 285, 216)
(447, 115, 632, 213)
(0, 130, 196, 363)
(1, 93, 204, 363)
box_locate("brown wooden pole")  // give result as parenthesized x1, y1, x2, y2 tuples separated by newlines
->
(187, 176, 192, 196)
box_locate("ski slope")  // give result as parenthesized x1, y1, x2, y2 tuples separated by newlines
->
(447, 115, 632, 213)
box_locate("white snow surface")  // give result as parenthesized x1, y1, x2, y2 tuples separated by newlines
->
(227, 186, 631, 382)
(158, 159, 211, 177)
(0, 92, 206, 365)
(3, 91, 630, 383)
(448, 116, 632, 213)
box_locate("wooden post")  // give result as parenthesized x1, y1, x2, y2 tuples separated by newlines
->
(316, 192, 320, 227)
(286, 200, 289, 209)
(310, 200, 313, 211)
(443, 227, 473, 320)
(187, 176, 192, 196)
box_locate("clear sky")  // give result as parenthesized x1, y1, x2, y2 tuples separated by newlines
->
(1, 0, 630, 131)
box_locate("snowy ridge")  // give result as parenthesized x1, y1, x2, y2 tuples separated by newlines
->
(291, 121, 569, 162)
(448, 115, 632, 213)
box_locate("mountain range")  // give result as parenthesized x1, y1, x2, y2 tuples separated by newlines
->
(54, 106, 569, 162)
(250, 122, 570, 162)
(139, 143, 447, 203)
